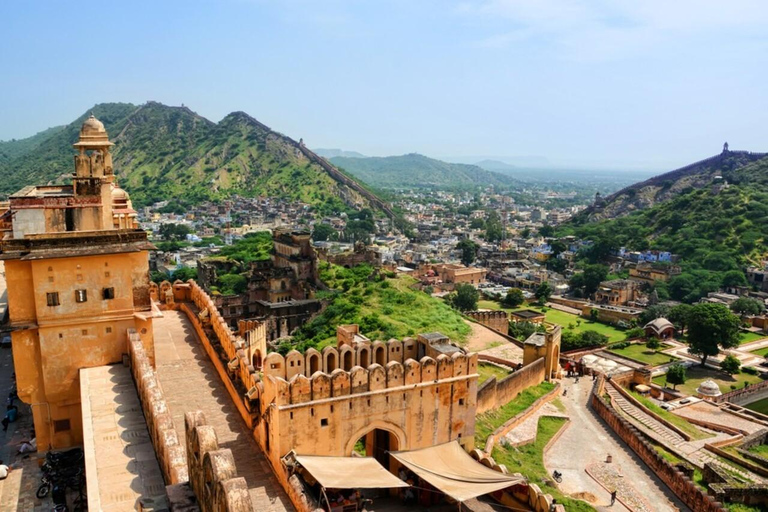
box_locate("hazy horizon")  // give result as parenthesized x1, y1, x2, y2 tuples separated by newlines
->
(2, 1, 766, 171)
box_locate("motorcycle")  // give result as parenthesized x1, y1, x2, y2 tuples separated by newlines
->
(552, 470, 563, 483)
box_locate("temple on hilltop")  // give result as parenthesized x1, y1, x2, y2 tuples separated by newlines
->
(0, 115, 155, 450)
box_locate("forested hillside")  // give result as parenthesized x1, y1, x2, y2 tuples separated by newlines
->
(0, 102, 389, 216)
(561, 156, 768, 302)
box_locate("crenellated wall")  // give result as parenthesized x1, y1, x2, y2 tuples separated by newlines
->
(127, 329, 188, 485)
(259, 349, 479, 465)
(184, 411, 254, 512)
(465, 310, 509, 334)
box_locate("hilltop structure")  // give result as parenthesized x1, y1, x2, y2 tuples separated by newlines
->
(0, 115, 154, 449)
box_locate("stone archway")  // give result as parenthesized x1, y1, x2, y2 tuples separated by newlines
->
(344, 421, 407, 467)
(252, 350, 263, 370)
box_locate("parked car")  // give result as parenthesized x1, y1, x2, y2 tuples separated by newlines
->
(0, 334, 11, 347)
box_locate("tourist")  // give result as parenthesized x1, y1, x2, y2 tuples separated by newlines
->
(610, 490, 617, 505)
(1, 404, 18, 432)
(0, 460, 10, 480)
(18, 436, 36, 454)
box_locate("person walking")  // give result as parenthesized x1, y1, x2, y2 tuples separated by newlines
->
(610, 490, 617, 506)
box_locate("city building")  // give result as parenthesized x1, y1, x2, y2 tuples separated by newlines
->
(0, 116, 155, 449)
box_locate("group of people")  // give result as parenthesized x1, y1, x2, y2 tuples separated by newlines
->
(323, 489, 361, 511)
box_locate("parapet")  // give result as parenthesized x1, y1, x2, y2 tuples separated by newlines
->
(263, 351, 478, 406)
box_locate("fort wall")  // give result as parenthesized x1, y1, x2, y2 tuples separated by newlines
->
(477, 357, 546, 414)
(127, 329, 188, 485)
(590, 376, 725, 512)
(465, 310, 509, 334)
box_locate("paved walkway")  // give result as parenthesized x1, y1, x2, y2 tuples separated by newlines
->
(81, 364, 167, 511)
(503, 403, 566, 446)
(153, 310, 291, 511)
(673, 401, 766, 435)
(544, 378, 684, 512)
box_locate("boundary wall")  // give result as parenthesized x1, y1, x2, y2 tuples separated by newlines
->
(127, 329, 188, 485)
(477, 358, 546, 414)
(590, 376, 725, 512)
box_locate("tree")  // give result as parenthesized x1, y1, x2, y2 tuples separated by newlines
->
(580, 330, 609, 347)
(639, 304, 671, 325)
(159, 223, 192, 241)
(535, 282, 553, 304)
(312, 223, 336, 242)
(172, 267, 197, 282)
(687, 303, 742, 366)
(668, 304, 693, 333)
(520, 227, 531, 238)
(485, 211, 503, 242)
(569, 264, 609, 298)
(469, 218, 485, 230)
(456, 239, 480, 267)
(665, 363, 687, 390)
(722, 270, 748, 289)
(646, 337, 661, 350)
(538, 224, 555, 237)
(502, 288, 525, 308)
(720, 354, 741, 375)
(730, 297, 765, 317)
(448, 284, 479, 312)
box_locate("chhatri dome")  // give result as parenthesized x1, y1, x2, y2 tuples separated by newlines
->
(697, 379, 722, 398)
(74, 114, 113, 148)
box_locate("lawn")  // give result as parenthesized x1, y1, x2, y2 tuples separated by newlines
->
(750, 346, 768, 358)
(652, 366, 766, 397)
(477, 299, 627, 343)
(630, 391, 712, 440)
(740, 331, 767, 345)
(744, 397, 768, 415)
(474, 381, 556, 447)
(608, 343, 679, 366)
(492, 416, 595, 512)
(477, 362, 512, 384)
(747, 443, 768, 457)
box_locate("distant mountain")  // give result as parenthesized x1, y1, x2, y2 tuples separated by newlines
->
(576, 148, 768, 222)
(475, 159, 517, 173)
(329, 153, 518, 189)
(314, 148, 367, 159)
(0, 102, 391, 216)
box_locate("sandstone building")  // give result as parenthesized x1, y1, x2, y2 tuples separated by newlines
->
(0, 116, 155, 449)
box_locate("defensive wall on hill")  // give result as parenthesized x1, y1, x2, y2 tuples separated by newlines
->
(465, 310, 509, 334)
(476, 358, 546, 414)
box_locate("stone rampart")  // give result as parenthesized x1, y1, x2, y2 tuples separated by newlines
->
(184, 411, 253, 512)
(590, 376, 725, 512)
(477, 358, 546, 414)
(262, 350, 476, 406)
(127, 329, 188, 485)
(716, 378, 768, 405)
(465, 310, 509, 334)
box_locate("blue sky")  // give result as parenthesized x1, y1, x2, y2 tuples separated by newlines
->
(1, 0, 766, 170)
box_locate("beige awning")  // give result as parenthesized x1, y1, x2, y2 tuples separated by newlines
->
(390, 441, 524, 502)
(295, 455, 408, 490)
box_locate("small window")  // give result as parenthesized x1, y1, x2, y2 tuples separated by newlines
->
(320, 418, 328, 427)
(105, 327, 112, 334)
(459, 398, 465, 406)
(46, 292, 60, 307)
(53, 419, 71, 433)
(75, 289, 87, 303)
(81, 329, 88, 336)
(48, 276, 54, 283)
(58, 333, 63, 339)
(48, 266, 53, 272)
(102, 287, 115, 300)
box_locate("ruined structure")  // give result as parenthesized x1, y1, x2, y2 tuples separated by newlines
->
(198, 229, 321, 340)
(0, 116, 154, 449)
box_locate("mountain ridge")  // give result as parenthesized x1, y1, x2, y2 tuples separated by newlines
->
(0, 102, 392, 217)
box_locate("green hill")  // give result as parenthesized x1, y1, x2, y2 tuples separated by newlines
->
(562, 156, 768, 302)
(577, 149, 768, 222)
(0, 102, 390, 216)
(330, 153, 518, 189)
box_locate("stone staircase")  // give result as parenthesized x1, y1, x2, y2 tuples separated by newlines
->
(605, 382, 767, 484)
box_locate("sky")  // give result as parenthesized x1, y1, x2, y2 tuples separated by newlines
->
(1, 0, 767, 170)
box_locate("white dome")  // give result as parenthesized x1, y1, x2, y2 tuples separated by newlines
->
(697, 379, 722, 397)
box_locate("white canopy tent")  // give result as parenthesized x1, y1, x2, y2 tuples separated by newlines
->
(390, 441, 524, 502)
(294, 454, 408, 490)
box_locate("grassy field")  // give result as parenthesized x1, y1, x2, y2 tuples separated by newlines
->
(477, 299, 627, 342)
(652, 366, 765, 396)
(474, 381, 556, 447)
(744, 397, 768, 415)
(740, 331, 767, 345)
(750, 346, 768, 357)
(747, 443, 768, 457)
(477, 362, 512, 384)
(608, 343, 679, 366)
(492, 417, 595, 512)
(630, 391, 712, 440)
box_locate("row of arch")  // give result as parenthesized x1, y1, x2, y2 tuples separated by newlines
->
(263, 351, 478, 405)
